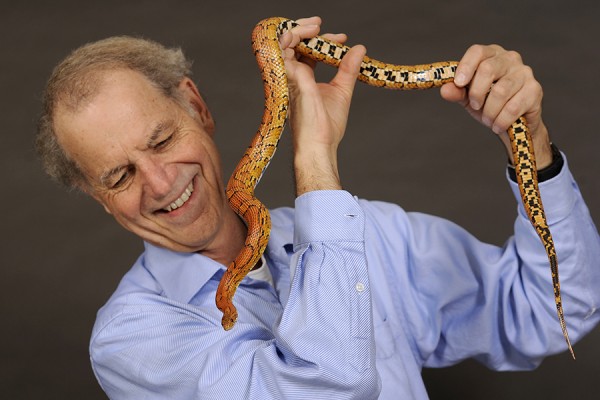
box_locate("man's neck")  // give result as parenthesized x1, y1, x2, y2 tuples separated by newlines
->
(201, 206, 248, 267)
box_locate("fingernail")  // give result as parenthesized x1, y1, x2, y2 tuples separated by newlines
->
(470, 100, 480, 110)
(492, 125, 503, 134)
(482, 116, 491, 127)
(454, 72, 466, 86)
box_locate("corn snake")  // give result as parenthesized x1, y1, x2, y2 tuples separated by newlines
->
(215, 17, 574, 359)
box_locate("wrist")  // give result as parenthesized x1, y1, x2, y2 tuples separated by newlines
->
(502, 121, 552, 170)
(530, 123, 552, 169)
(508, 142, 563, 183)
(294, 149, 341, 195)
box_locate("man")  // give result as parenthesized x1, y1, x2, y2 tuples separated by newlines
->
(37, 16, 600, 399)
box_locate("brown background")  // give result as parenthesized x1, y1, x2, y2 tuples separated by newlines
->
(2, 0, 598, 398)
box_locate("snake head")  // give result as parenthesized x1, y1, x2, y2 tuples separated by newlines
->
(221, 308, 238, 331)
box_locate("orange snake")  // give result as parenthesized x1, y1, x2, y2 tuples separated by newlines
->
(215, 17, 575, 359)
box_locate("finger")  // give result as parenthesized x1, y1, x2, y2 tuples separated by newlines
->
(480, 73, 523, 130)
(279, 31, 293, 51)
(441, 82, 484, 125)
(439, 82, 468, 107)
(491, 79, 542, 134)
(454, 44, 503, 87)
(285, 24, 321, 49)
(294, 16, 321, 26)
(320, 33, 348, 45)
(330, 44, 367, 91)
(297, 33, 348, 70)
(282, 47, 296, 64)
(467, 55, 512, 111)
(286, 16, 323, 48)
(298, 54, 317, 70)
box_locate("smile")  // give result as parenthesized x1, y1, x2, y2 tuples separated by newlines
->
(162, 181, 194, 212)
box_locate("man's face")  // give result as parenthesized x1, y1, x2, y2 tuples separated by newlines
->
(54, 69, 232, 254)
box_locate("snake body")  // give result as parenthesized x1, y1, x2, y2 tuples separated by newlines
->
(216, 17, 574, 359)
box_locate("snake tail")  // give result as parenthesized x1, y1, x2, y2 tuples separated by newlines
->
(508, 119, 575, 359)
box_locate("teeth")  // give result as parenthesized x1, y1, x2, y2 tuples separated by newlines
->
(163, 182, 194, 212)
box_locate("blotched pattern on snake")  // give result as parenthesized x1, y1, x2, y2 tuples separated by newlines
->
(215, 17, 574, 359)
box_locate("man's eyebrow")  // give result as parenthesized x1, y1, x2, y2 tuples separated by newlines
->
(147, 118, 176, 147)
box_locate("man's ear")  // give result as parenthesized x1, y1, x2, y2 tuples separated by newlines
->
(177, 78, 215, 135)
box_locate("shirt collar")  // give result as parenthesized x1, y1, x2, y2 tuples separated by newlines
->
(142, 242, 223, 304)
(140, 208, 295, 304)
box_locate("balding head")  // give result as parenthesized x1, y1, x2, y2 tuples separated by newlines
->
(36, 36, 193, 189)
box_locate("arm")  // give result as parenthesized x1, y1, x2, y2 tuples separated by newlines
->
(401, 158, 600, 368)
(409, 44, 600, 366)
(278, 16, 367, 194)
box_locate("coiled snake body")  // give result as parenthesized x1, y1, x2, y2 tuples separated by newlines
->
(215, 17, 575, 359)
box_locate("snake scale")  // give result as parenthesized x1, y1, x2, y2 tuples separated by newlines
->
(215, 17, 575, 359)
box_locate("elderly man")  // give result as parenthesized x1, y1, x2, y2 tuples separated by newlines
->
(37, 17, 599, 400)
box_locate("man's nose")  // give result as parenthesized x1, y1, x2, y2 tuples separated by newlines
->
(139, 159, 172, 198)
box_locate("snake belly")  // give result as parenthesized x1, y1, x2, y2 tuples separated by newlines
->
(216, 16, 574, 359)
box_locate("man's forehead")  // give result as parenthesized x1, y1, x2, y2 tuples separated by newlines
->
(55, 69, 170, 134)
(58, 68, 161, 111)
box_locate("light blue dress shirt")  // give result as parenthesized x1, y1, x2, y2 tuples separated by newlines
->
(90, 158, 600, 399)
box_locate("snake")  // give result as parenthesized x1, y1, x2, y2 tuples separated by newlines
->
(215, 17, 575, 359)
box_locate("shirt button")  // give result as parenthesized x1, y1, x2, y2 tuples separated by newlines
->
(355, 282, 366, 292)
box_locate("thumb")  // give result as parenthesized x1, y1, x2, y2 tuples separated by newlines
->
(440, 82, 468, 107)
(330, 44, 367, 92)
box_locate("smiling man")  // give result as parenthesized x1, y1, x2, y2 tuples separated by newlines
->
(37, 17, 600, 400)
(51, 67, 245, 262)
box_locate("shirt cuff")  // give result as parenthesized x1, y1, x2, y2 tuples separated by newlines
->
(507, 142, 563, 183)
(293, 190, 365, 246)
(507, 153, 578, 224)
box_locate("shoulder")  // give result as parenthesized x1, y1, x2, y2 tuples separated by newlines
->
(90, 253, 158, 339)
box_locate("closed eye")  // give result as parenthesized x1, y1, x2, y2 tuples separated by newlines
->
(111, 166, 134, 189)
(154, 134, 173, 150)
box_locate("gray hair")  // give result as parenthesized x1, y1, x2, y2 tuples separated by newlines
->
(36, 36, 193, 189)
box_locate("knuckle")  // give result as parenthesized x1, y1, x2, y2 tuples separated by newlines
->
(478, 59, 496, 77)
(537, 83, 544, 100)
(504, 100, 521, 117)
(491, 80, 510, 97)
(468, 43, 483, 52)
(505, 50, 523, 64)
(520, 65, 534, 78)
(526, 81, 544, 101)
(495, 112, 514, 131)
(467, 44, 485, 57)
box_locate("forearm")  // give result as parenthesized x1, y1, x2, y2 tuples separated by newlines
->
(509, 155, 600, 340)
